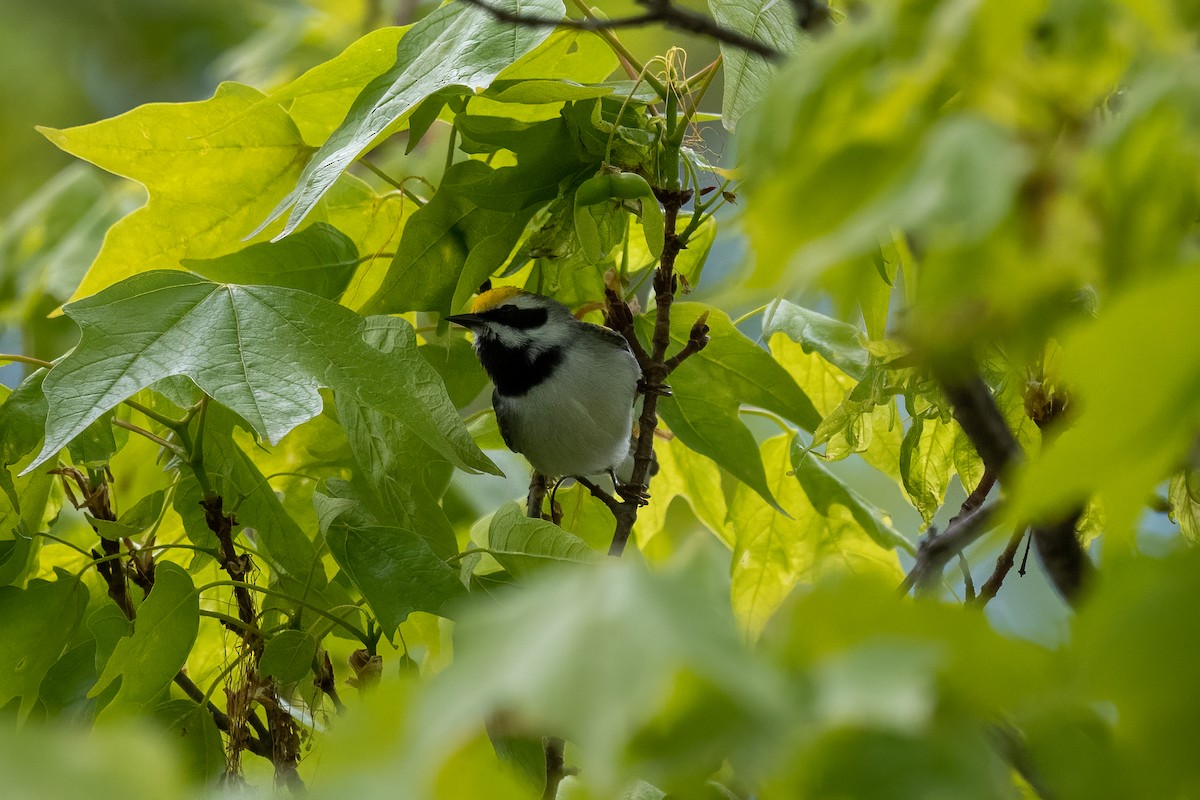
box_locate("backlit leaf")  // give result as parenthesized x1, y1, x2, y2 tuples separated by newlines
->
(900, 414, 960, 527)
(39, 83, 311, 303)
(731, 436, 905, 634)
(643, 303, 820, 509)
(259, 0, 565, 239)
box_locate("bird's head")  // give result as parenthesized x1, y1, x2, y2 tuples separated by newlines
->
(445, 288, 574, 352)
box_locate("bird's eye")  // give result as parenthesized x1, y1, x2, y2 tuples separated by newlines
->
(499, 304, 517, 312)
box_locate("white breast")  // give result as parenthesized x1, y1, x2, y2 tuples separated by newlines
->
(496, 334, 640, 478)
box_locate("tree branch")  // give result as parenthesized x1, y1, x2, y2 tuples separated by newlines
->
(898, 468, 996, 596)
(173, 672, 271, 758)
(199, 494, 303, 789)
(603, 189, 701, 557)
(937, 373, 1089, 605)
(460, 0, 784, 61)
(900, 502, 998, 596)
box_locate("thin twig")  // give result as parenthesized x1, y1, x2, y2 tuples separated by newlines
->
(974, 529, 1026, 607)
(958, 553, 975, 602)
(460, 0, 783, 61)
(576, 476, 622, 515)
(663, 312, 710, 374)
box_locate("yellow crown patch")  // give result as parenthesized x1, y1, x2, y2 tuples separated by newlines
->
(469, 286, 524, 314)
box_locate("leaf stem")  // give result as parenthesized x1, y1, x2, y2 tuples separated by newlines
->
(0, 353, 52, 369)
(123, 398, 188, 431)
(200, 608, 263, 637)
(113, 419, 188, 459)
(26, 530, 93, 558)
(198, 580, 371, 645)
(732, 304, 770, 327)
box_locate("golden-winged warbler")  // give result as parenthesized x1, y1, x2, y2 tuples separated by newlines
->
(447, 287, 641, 481)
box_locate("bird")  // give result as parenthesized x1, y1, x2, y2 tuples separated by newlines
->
(446, 286, 642, 483)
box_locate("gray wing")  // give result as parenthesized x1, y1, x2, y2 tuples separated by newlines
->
(492, 389, 521, 454)
(587, 322, 636, 354)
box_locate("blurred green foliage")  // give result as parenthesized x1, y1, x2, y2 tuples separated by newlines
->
(2, 0, 1200, 797)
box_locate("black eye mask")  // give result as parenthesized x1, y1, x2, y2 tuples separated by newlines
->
(481, 304, 548, 330)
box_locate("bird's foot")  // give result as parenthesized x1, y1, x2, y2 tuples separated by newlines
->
(616, 481, 650, 507)
(637, 379, 672, 397)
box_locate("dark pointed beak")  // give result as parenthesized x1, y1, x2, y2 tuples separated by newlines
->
(445, 313, 484, 328)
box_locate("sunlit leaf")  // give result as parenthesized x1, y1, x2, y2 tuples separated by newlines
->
(731, 436, 906, 634)
(39, 83, 311, 303)
(259, 0, 565, 239)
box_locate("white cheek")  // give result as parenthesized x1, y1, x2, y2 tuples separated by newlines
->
(491, 326, 528, 349)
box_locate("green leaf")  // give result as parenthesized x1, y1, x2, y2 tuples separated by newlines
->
(764, 299, 869, 380)
(91, 562, 199, 720)
(899, 414, 960, 527)
(28, 271, 497, 476)
(642, 303, 820, 509)
(89, 488, 167, 541)
(708, 0, 800, 131)
(636, 436, 731, 547)
(259, 630, 318, 684)
(408, 555, 790, 795)
(39, 82, 311, 303)
(259, 0, 565, 239)
(486, 723, 547, 796)
(0, 384, 55, 585)
(730, 436, 906, 634)
(0, 574, 88, 720)
(486, 503, 599, 578)
(156, 699, 224, 782)
(317, 487, 466, 635)
(182, 223, 359, 300)
(952, 427, 986, 496)
(268, 27, 408, 146)
(335, 318, 460, 559)
(362, 161, 529, 315)
(1169, 469, 1200, 544)
(0, 372, 53, 503)
(39, 642, 98, 723)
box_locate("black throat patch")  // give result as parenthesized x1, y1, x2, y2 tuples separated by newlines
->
(476, 340, 563, 397)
